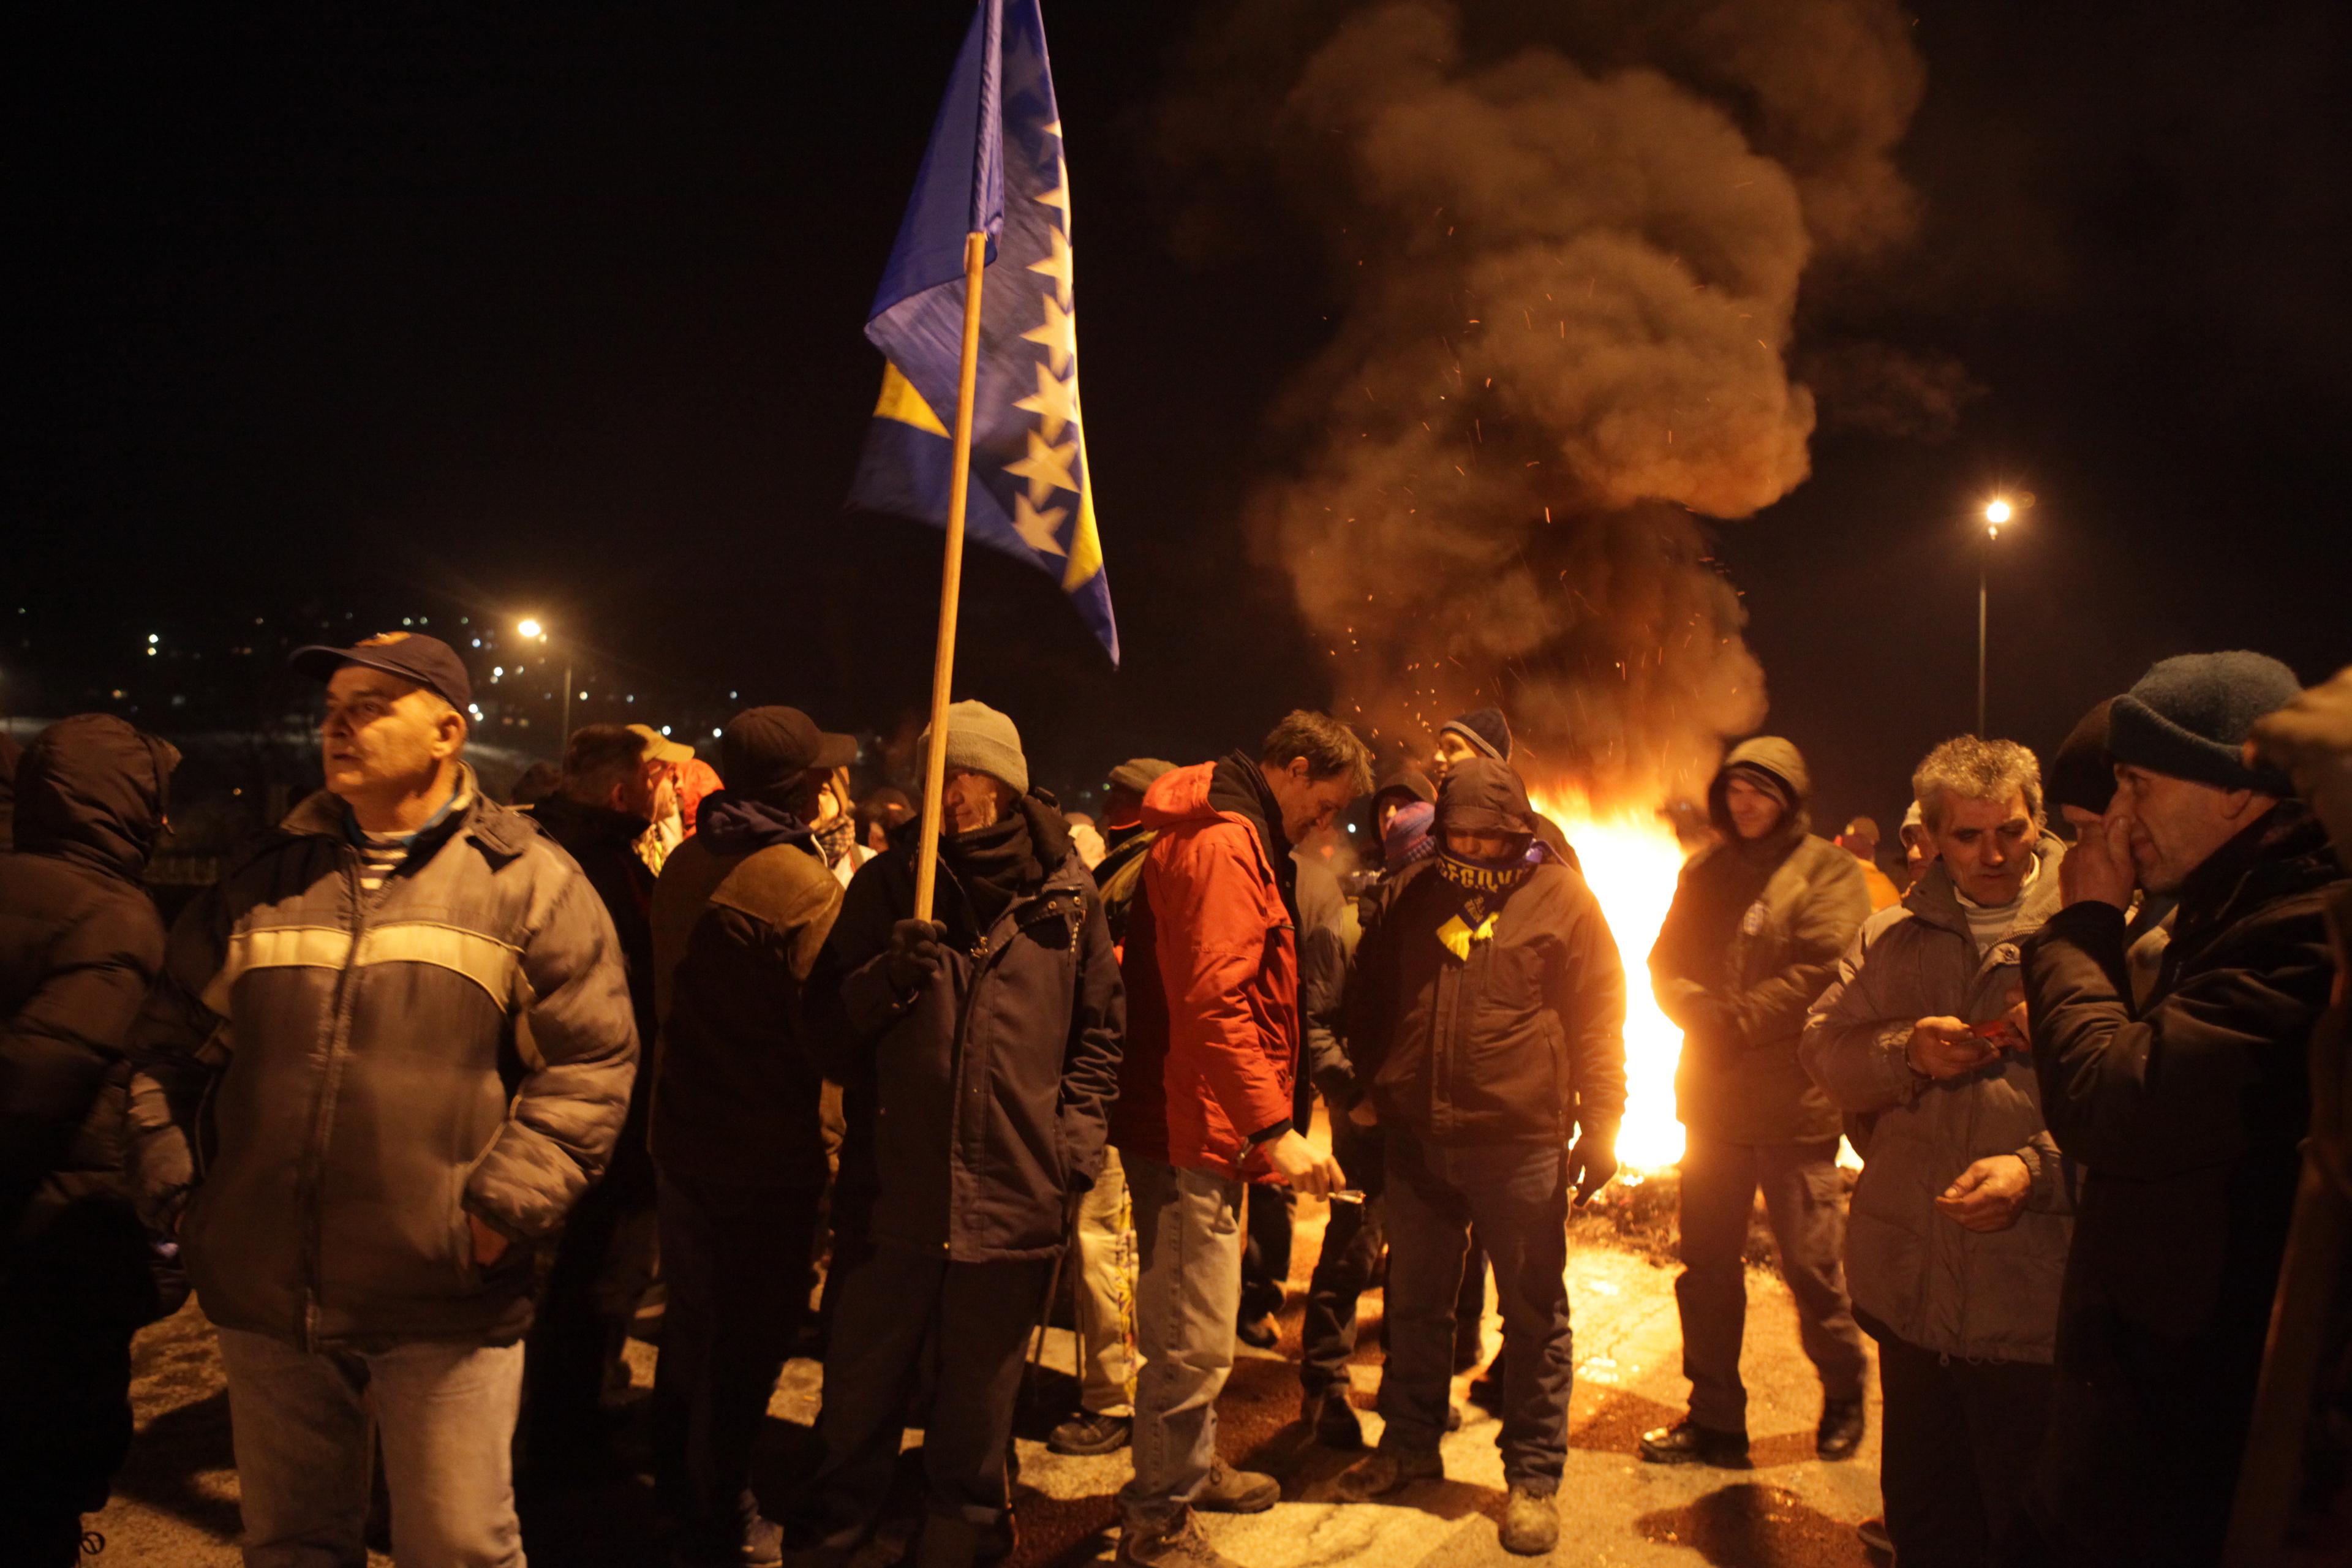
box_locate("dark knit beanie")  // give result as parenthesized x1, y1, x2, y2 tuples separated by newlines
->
(2107, 652, 2300, 796)
(2047, 698, 2119, 816)
(1440, 707, 1512, 762)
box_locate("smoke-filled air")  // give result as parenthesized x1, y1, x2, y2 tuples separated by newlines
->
(1170, 0, 1928, 805)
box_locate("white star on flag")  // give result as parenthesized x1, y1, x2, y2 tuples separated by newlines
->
(1012, 493, 1068, 556)
(1004, 427, 1079, 503)
(1014, 361, 1079, 443)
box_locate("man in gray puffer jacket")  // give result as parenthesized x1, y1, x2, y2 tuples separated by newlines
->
(130, 633, 636, 1568)
(1802, 737, 2071, 1568)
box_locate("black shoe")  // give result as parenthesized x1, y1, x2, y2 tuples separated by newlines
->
(1303, 1389, 1365, 1449)
(1048, 1410, 1133, 1456)
(1638, 1419, 1749, 1468)
(1817, 1398, 1866, 1460)
(1236, 1314, 1279, 1351)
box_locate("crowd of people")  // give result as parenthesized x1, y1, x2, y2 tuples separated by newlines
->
(2, 625, 2348, 1568)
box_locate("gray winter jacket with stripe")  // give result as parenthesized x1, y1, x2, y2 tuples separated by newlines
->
(128, 769, 637, 1348)
(1799, 837, 2073, 1363)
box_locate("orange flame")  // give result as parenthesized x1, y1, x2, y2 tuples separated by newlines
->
(1528, 791, 1689, 1170)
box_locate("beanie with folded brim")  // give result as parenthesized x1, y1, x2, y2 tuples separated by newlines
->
(2106, 651, 2300, 796)
(921, 699, 1030, 797)
(1439, 707, 1512, 762)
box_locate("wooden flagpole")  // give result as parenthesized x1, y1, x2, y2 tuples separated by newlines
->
(913, 230, 991, 924)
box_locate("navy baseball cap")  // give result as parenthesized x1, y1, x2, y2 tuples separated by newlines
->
(291, 631, 474, 712)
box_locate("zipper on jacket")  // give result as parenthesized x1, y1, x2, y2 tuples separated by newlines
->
(935, 865, 1075, 1255)
(295, 842, 373, 1348)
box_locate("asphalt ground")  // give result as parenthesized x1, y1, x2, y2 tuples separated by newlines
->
(91, 1168, 1885, 1568)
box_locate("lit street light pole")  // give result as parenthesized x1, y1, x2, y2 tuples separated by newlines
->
(517, 617, 572, 746)
(1978, 498, 2012, 736)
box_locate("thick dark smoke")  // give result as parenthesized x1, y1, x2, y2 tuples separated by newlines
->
(1163, 0, 1931, 804)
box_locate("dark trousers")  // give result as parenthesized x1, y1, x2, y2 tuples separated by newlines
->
(1675, 1133, 1868, 1434)
(1302, 1117, 1386, 1396)
(1238, 1183, 1295, 1325)
(807, 1243, 1053, 1543)
(651, 1171, 821, 1550)
(1863, 1313, 2053, 1568)
(0, 1292, 135, 1567)
(1377, 1132, 1572, 1491)
(526, 1158, 657, 1468)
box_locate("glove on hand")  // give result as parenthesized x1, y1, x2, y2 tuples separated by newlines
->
(1569, 1126, 1620, 1208)
(884, 918, 948, 992)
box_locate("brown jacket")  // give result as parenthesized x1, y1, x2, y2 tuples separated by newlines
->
(1653, 738, 1871, 1145)
(648, 794, 842, 1190)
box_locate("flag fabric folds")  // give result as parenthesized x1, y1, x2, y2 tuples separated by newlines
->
(847, 0, 1117, 666)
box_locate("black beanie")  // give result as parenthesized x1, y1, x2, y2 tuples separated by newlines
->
(2107, 652, 2300, 796)
(1441, 707, 1512, 762)
(2047, 698, 2119, 816)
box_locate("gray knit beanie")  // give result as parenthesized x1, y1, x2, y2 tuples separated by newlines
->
(2107, 652, 2301, 796)
(921, 700, 1029, 796)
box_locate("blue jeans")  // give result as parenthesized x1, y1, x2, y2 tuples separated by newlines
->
(215, 1327, 524, 1568)
(1377, 1133, 1573, 1491)
(1116, 1153, 1244, 1536)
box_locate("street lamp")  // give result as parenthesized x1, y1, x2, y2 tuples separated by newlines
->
(1978, 499, 2015, 736)
(517, 617, 571, 745)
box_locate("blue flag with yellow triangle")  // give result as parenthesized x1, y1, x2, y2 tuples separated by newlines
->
(848, 0, 1117, 666)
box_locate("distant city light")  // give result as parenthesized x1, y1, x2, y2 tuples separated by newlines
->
(516, 617, 545, 641)
(471, 638, 481, 648)
(660, 725, 673, 736)
(578, 690, 587, 701)
(492, 666, 503, 680)
(146, 633, 158, 644)
(711, 727, 722, 737)
(402, 617, 413, 626)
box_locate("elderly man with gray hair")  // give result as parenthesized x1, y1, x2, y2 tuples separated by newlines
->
(1801, 737, 2071, 1568)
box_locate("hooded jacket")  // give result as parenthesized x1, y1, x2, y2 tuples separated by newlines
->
(811, 795, 1123, 1262)
(1, 717, 181, 1324)
(1107, 753, 1300, 1181)
(1651, 738, 1871, 1144)
(128, 767, 638, 1349)
(2019, 802, 2345, 1565)
(648, 794, 842, 1191)
(1343, 758, 1627, 1147)
(1800, 837, 2071, 1362)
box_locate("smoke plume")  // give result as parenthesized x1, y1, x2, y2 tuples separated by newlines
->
(1167, 0, 1930, 803)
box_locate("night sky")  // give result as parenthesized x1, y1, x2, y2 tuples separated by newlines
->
(9, 1, 2350, 829)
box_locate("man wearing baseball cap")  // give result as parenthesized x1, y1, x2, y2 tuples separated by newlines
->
(2016, 652, 2347, 1567)
(645, 705, 854, 1566)
(128, 631, 637, 1566)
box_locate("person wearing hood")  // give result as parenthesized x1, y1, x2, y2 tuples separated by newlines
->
(524, 723, 674, 1483)
(1330, 758, 1627, 1556)
(797, 701, 1123, 1568)
(0, 715, 180, 1562)
(1643, 737, 1872, 1469)
(646, 706, 852, 1567)
(1430, 708, 1576, 867)
(1801, 738, 2071, 1568)
(2012, 653, 2346, 1567)
(1108, 712, 1368, 1568)
(127, 633, 637, 1568)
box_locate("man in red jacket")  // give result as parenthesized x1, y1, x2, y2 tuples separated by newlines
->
(1110, 712, 1372, 1568)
